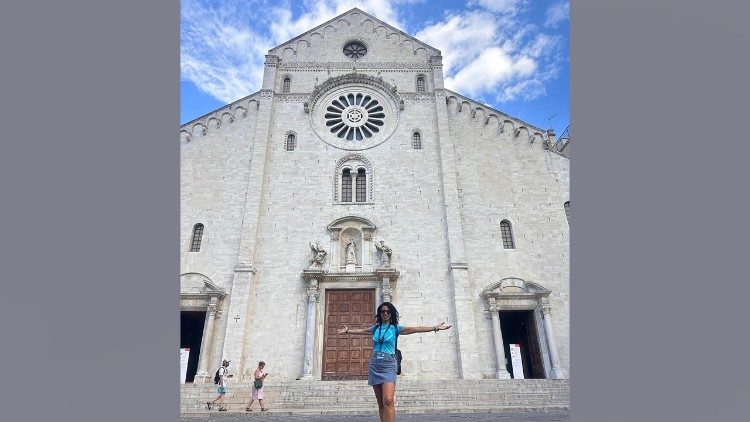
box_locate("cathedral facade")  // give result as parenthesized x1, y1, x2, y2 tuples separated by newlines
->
(179, 8, 569, 384)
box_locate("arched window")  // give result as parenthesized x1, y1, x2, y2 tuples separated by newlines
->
(416, 76, 425, 93)
(412, 131, 422, 149)
(282, 76, 291, 94)
(356, 168, 366, 202)
(564, 201, 570, 224)
(334, 154, 373, 204)
(190, 224, 204, 252)
(500, 220, 514, 249)
(285, 133, 296, 151)
(341, 169, 352, 202)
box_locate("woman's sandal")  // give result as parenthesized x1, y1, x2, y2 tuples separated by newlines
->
(218, 407, 227, 411)
(245, 407, 253, 411)
(261, 408, 269, 411)
(206, 402, 212, 410)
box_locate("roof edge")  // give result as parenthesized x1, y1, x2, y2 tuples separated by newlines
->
(269, 7, 441, 56)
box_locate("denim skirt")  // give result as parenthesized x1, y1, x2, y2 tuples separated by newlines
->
(368, 352, 397, 386)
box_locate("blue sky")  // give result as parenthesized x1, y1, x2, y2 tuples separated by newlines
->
(181, 0, 569, 137)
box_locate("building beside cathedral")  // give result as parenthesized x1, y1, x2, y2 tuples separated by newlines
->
(179, 8, 569, 385)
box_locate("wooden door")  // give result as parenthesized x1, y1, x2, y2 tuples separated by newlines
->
(322, 289, 375, 380)
(524, 311, 545, 378)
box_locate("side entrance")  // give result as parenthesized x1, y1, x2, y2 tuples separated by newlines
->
(322, 289, 375, 380)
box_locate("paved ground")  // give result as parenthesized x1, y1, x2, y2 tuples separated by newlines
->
(181, 411, 569, 421)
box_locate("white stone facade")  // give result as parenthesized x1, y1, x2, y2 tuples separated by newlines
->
(180, 8, 569, 383)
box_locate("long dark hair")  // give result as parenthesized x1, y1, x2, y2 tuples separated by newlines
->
(374, 301, 399, 327)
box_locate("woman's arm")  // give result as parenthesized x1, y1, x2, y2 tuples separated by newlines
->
(400, 322, 452, 335)
(336, 325, 372, 335)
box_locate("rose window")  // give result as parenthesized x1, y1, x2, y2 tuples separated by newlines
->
(343, 42, 367, 59)
(324, 93, 385, 141)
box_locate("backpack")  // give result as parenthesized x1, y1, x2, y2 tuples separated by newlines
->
(395, 332, 402, 375)
(214, 368, 221, 385)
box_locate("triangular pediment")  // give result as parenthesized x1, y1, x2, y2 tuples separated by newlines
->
(269, 8, 440, 58)
(180, 272, 226, 297)
(481, 277, 551, 299)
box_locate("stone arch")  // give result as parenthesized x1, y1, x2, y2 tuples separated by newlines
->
(326, 216, 377, 272)
(191, 122, 207, 137)
(232, 106, 246, 119)
(446, 96, 459, 113)
(220, 112, 233, 125)
(333, 153, 374, 203)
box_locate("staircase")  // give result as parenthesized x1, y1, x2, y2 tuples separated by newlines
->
(181, 379, 569, 416)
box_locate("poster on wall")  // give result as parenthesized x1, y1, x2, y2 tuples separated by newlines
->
(509, 343, 524, 379)
(180, 348, 190, 383)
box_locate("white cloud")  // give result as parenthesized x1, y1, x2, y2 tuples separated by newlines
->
(181, 0, 565, 107)
(418, 7, 563, 103)
(545, 1, 569, 28)
(468, 0, 524, 14)
(415, 11, 499, 75)
(445, 47, 537, 97)
(181, 0, 274, 102)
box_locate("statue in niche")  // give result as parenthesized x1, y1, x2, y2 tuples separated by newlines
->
(308, 241, 327, 269)
(345, 237, 357, 264)
(374, 239, 392, 267)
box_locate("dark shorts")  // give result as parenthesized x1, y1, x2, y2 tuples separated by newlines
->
(368, 352, 397, 386)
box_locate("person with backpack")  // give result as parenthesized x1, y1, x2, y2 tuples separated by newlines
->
(337, 302, 451, 422)
(206, 359, 232, 411)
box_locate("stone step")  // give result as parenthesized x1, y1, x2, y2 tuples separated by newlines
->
(181, 379, 569, 416)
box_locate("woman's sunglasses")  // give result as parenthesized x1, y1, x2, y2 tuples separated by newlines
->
(380, 309, 390, 314)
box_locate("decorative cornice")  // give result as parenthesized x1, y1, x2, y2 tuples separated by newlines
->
(278, 62, 432, 71)
(179, 91, 262, 133)
(308, 73, 401, 116)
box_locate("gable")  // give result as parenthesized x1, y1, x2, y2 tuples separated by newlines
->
(268, 8, 440, 64)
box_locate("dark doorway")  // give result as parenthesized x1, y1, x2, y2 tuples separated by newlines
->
(180, 311, 206, 383)
(499, 310, 545, 379)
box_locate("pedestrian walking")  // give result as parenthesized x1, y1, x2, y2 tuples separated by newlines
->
(245, 361, 270, 411)
(337, 301, 451, 422)
(207, 359, 232, 411)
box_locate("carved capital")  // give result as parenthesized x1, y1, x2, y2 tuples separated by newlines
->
(208, 303, 222, 318)
(541, 302, 552, 316)
(362, 227, 374, 241)
(260, 89, 273, 99)
(306, 286, 320, 302)
(329, 228, 341, 241)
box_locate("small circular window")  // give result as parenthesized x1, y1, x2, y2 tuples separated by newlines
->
(325, 93, 385, 141)
(343, 41, 367, 59)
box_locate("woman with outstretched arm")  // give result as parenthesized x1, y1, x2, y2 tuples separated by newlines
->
(337, 302, 451, 422)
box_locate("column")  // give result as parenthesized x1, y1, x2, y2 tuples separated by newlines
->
(542, 302, 567, 379)
(489, 302, 511, 379)
(196, 297, 219, 381)
(301, 279, 320, 379)
(431, 54, 482, 379)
